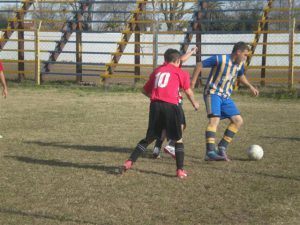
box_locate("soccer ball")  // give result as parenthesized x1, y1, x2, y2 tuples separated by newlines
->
(246, 145, 264, 160)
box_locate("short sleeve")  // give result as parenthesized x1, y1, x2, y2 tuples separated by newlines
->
(179, 61, 182, 68)
(237, 63, 245, 77)
(202, 55, 218, 68)
(0, 62, 4, 71)
(143, 71, 155, 94)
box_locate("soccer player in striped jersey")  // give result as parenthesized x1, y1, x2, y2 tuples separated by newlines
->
(191, 42, 259, 161)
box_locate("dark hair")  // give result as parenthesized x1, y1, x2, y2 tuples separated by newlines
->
(232, 42, 250, 54)
(164, 49, 181, 63)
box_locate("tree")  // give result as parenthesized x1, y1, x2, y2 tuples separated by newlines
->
(30, 3, 74, 30)
(159, 2, 189, 31)
(0, 5, 16, 29)
(201, 1, 226, 31)
(226, 1, 263, 32)
(92, 1, 135, 31)
(0, 16, 7, 29)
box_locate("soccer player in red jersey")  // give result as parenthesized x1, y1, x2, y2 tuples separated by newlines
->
(152, 47, 198, 159)
(0, 61, 8, 98)
(123, 49, 199, 178)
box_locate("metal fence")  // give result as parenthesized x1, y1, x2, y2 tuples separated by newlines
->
(0, 0, 299, 87)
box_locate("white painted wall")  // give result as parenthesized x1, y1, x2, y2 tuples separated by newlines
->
(1, 32, 299, 66)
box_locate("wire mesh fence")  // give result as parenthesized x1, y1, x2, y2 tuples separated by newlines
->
(0, 0, 299, 87)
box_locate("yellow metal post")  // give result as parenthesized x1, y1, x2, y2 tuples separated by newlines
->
(246, 0, 273, 72)
(35, 21, 42, 85)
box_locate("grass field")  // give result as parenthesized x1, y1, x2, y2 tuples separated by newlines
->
(0, 85, 299, 225)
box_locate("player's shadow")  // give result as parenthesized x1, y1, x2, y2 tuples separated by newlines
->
(134, 169, 175, 178)
(200, 165, 300, 182)
(24, 141, 132, 154)
(0, 207, 98, 225)
(189, 157, 251, 163)
(229, 157, 251, 161)
(5, 155, 174, 178)
(24, 141, 159, 159)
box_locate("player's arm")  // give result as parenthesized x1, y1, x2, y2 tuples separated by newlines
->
(142, 72, 155, 98)
(141, 88, 151, 98)
(184, 88, 199, 111)
(180, 47, 198, 63)
(181, 70, 199, 110)
(238, 75, 259, 97)
(191, 62, 202, 89)
(0, 71, 8, 98)
(191, 55, 218, 89)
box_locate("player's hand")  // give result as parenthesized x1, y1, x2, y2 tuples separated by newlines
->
(193, 102, 200, 111)
(191, 47, 198, 54)
(250, 86, 259, 97)
(2, 88, 7, 98)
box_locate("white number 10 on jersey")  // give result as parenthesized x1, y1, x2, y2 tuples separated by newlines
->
(154, 72, 171, 88)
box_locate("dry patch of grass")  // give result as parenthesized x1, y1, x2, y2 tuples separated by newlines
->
(0, 87, 299, 225)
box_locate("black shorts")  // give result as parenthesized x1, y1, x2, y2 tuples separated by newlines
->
(146, 101, 182, 141)
(178, 103, 186, 126)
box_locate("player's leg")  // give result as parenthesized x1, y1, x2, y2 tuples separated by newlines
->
(174, 138, 187, 178)
(123, 101, 162, 171)
(203, 94, 226, 161)
(124, 137, 156, 170)
(217, 98, 242, 161)
(152, 129, 166, 159)
(204, 117, 226, 161)
(217, 115, 243, 160)
(164, 104, 185, 159)
(179, 103, 186, 132)
(164, 103, 186, 178)
(164, 139, 176, 159)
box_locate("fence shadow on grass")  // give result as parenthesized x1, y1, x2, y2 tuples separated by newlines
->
(24, 141, 133, 154)
(0, 207, 98, 225)
(5, 155, 174, 178)
(199, 165, 300, 182)
(261, 136, 300, 141)
(5, 155, 122, 175)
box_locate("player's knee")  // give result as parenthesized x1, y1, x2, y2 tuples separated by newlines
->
(208, 120, 219, 128)
(175, 138, 183, 143)
(139, 138, 154, 147)
(233, 116, 243, 128)
(182, 124, 186, 131)
(208, 116, 220, 127)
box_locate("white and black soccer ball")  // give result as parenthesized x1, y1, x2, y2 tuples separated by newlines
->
(246, 145, 264, 161)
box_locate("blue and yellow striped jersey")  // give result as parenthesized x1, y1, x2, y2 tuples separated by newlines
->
(202, 54, 245, 97)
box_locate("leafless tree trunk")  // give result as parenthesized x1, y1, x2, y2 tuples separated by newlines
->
(160, 2, 186, 31)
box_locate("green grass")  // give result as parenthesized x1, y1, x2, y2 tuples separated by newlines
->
(7, 79, 300, 100)
(7, 79, 143, 93)
(236, 86, 300, 100)
(0, 86, 299, 225)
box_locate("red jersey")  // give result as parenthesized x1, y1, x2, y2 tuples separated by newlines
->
(143, 63, 190, 105)
(0, 61, 4, 71)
